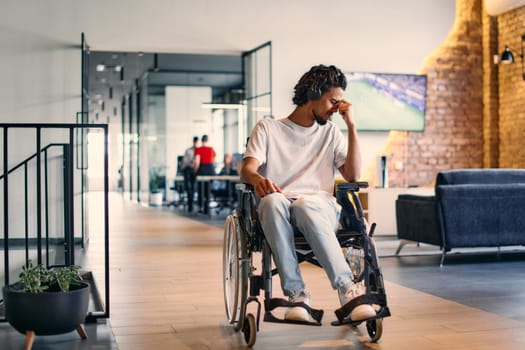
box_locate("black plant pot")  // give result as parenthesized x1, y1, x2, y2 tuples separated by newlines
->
(2, 282, 90, 336)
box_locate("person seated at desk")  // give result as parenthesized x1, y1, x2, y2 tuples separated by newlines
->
(219, 153, 238, 176)
(211, 153, 239, 211)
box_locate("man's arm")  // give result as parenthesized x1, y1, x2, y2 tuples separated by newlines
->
(337, 101, 362, 182)
(241, 156, 281, 197)
(193, 154, 201, 172)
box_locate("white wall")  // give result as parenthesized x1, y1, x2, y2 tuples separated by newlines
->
(0, 0, 456, 177)
(165, 86, 212, 177)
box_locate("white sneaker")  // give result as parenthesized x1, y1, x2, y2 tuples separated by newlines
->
(284, 290, 312, 322)
(338, 282, 376, 321)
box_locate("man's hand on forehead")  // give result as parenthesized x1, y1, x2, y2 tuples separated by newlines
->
(338, 100, 351, 114)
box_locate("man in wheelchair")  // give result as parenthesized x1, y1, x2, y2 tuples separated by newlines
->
(240, 64, 376, 324)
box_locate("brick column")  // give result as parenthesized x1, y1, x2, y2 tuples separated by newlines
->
(366, 0, 484, 187)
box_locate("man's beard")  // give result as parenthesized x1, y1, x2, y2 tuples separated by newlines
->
(313, 111, 327, 125)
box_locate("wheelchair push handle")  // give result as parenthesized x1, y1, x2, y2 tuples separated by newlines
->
(336, 181, 369, 192)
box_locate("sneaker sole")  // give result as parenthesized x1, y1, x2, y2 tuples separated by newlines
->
(284, 307, 311, 322)
(350, 304, 376, 321)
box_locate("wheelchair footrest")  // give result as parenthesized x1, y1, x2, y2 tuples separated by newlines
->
(331, 306, 391, 326)
(334, 293, 389, 324)
(263, 298, 324, 326)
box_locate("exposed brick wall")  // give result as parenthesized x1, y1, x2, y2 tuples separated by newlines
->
(497, 6, 525, 167)
(365, 0, 485, 187)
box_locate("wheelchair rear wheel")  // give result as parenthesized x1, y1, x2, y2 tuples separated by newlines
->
(223, 214, 249, 331)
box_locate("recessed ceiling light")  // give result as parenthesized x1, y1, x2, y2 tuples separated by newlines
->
(201, 103, 244, 110)
(96, 64, 105, 72)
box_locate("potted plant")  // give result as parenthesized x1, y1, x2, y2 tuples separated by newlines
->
(149, 168, 164, 206)
(2, 261, 90, 350)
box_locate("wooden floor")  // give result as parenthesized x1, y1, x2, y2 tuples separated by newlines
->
(107, 195, 525, 350)
(3, 193, 525, 349)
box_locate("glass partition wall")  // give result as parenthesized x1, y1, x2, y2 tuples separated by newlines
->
(88, 49, 272, 204)
(243, 42, 273, 132)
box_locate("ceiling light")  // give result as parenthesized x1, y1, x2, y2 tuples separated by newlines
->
(201, 103, 244, 110)
(97, 63, 122, 73)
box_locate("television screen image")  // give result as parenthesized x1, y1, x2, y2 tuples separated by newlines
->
(332, 72, 427, 132)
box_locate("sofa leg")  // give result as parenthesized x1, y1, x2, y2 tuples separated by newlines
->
(439, 251, 446, 268)
(395, 240, 411, 255)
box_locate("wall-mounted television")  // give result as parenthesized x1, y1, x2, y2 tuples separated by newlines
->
(332, 71, 427, 132)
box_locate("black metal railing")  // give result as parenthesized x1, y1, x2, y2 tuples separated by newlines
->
(0, 123, 109, 322)
(0, 143, 71, 266)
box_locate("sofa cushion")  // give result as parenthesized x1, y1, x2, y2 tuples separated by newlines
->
(436, 169, 525, 187)
(438, 183, 525, 248)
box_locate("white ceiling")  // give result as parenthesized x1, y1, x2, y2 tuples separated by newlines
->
(0, 0, 457, 124)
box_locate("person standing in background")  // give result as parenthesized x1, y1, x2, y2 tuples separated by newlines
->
(181, 136, 199, 212)
(194, 134, 216, 213)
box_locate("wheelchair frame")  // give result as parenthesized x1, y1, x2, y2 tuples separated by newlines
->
(222, 182, 391, 347)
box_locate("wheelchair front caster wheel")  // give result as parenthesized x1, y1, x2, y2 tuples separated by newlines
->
(243, 313, 257, 347)
(366, 318, 383, 342)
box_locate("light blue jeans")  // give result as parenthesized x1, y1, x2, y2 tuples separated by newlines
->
(258, 192, 353, 297)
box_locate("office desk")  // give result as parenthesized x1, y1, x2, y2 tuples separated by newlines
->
(196, 175, 240, 215)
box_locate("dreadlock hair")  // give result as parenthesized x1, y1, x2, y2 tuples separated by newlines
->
(292, 64, 347, 106)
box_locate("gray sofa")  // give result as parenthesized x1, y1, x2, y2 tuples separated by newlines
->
(395, 169, 525, 265)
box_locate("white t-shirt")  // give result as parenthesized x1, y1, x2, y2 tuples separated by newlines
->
(244, 118, 347, 198)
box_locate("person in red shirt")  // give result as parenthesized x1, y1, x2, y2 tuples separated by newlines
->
(193, 134, 216, 213)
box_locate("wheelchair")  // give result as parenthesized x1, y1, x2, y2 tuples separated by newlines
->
(222, 182, 391, 347)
